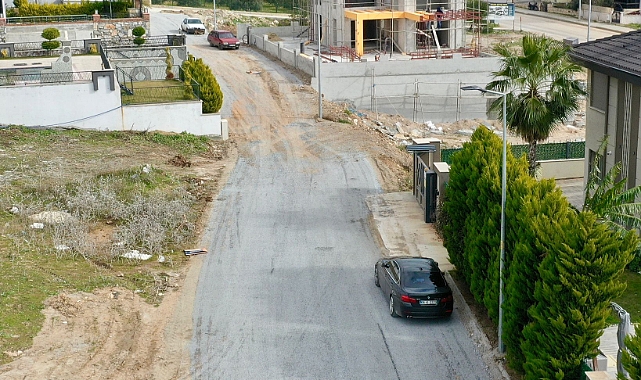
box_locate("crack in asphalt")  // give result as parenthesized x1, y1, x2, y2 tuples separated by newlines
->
(377, 323, 401, 380)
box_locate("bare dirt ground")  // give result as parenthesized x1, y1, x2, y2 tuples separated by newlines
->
(0, 24, 584, 379)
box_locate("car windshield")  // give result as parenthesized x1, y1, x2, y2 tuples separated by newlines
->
(219, 32, 235, 39)
(404, 271, 446, 289)
(188, 19, 202, 24)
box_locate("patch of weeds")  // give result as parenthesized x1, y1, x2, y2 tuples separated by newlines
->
(613, 270, 641, 323)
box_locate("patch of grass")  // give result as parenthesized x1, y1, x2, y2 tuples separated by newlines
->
(121, 80, 194, 105)
(624, 23, 641, 30)
(613, 270, 641, 323)
(0, 126, 228, 364)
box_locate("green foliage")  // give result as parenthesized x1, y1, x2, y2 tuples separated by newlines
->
(134, 37, 146, 45)
(41, 28, 61, 52)
(503, 176, 570, 373)
(177, 0, 202, 6)
(584, 137, 641, 232)
(442, 126, 528, 323)
(619, 333, 641, 380)
(132, 26, 146, 38)
(10, 1, 129, 17)
(41, 27, 60, 41)
(165, 47, 175, 80)
(521, 211, 637, 380)
(181, 54, 223, 113)
(487, 34, 586, 176)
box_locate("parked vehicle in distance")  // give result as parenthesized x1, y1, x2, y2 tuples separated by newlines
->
(375, 257, 453, 318)
(207, 30, 241, 50)
(181, 18, 206, 35)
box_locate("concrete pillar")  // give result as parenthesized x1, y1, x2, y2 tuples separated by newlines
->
(220, 119, 229, 140)
(355, 17, 363, 57)
(92, 13, 101, 22)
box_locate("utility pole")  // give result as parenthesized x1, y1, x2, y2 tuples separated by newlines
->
(317, 0, 322, 119)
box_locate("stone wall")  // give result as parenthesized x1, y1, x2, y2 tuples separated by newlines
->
(93, 16, 151, 44)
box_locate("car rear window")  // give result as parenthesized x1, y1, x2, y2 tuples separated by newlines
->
(219, 32, 235, 39)
(404, 270, 447, 289)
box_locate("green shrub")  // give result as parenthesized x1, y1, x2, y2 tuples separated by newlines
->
(41, 27, 61, 52)
(181, 54, 223, 113)
(132, 26, 146, 45)
(10, 1, 129, 17)
(521, 211, 637, 379)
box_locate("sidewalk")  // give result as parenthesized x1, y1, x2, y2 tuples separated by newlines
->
(366, 191, 623, 379)
(366, 191, 510, 379)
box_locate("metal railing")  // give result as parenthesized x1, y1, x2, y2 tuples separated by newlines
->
(0, 70, 93, 86)
(6, 15, 92, 24)
(441, 141, 586, 164)
(102, 35, 186, 49)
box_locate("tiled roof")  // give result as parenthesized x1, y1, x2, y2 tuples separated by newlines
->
(569, 29, 641, 85)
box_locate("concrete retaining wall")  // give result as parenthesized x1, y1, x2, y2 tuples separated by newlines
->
(0, 72, 226, 136)
(121, 102, 223, 135)
(0, 75, 122, 128)
(247, 23, 500, 123)
(578, 5, 614, 22)
(538, 158, 584, 179)
(237, 22, 307, 39)
(311, 56, 500, 122)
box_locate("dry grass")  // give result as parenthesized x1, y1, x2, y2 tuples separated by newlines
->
(0, 126, 229, 364)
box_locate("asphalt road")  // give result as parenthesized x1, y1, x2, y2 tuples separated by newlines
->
(151, 8, 496, 380)
(502, 9, 629, 43)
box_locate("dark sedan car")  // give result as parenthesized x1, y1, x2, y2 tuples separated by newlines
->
(375, 257, 453, 318)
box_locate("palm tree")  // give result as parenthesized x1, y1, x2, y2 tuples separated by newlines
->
(487, 34, 586, 176)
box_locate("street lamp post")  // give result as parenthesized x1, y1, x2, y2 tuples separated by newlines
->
(461, 85, 507, 354)
(317, 0, 322, 119)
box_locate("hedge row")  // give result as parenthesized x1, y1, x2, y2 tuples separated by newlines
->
(441, 126, 638, 379)
(8, 0, 130, 17)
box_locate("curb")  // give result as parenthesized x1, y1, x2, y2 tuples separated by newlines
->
(444, 271, 511, 380)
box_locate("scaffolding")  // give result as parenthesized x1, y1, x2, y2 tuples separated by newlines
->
(293, 0, 485, 60)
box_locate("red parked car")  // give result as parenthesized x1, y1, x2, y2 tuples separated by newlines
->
(207, 30, 240, 50)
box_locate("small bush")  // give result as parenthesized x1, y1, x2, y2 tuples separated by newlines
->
(132, 26, 146, 46)
(41, 27, 61, 53)
(181, 54, 223, 113)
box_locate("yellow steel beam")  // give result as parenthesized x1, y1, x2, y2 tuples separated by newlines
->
(344, 9, 435, 22)
(343, 9, 435, 56)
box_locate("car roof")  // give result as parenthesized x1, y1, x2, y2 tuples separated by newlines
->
(394, 257, 438, 271)
(214, 30, 233, 33)
(186, 18, 203, 21)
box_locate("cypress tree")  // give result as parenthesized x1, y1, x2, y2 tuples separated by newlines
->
(522, 211, 637, 380)
(181, 54, 223, 114)
(619, 334, 641, 380)
(502, 176, 569, 373)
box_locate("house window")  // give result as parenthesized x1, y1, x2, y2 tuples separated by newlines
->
(590, 71, 608, 112)
(588, 149, 605, 181)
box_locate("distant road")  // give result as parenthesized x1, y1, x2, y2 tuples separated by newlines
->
(497, 9, 631, 43)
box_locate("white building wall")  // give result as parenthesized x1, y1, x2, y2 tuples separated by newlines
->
(0, 76, 122, 128)
(0, 76, 225, 136)
(121, 102, 222, 136)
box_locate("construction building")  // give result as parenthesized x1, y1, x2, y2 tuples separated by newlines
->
(293, 0, 483, 59)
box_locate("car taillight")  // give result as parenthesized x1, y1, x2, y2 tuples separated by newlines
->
(401, 295, 418, 304)
(441, 295, 453, 303)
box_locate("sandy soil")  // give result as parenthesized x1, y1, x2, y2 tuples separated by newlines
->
(0, 29, 586, 379)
